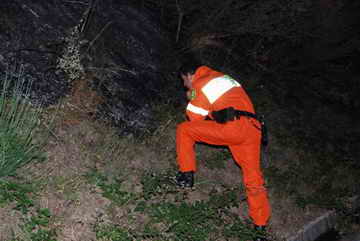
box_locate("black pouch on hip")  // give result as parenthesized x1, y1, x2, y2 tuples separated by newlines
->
(212, 107, 236, 124)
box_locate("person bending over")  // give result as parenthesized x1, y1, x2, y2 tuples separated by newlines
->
(175, 56, 271, 241)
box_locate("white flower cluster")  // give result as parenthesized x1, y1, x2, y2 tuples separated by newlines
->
(57, 24, 84, 82)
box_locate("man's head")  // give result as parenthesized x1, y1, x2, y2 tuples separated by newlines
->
(181, 72, 193, 89)
(178, 53, 202, 89)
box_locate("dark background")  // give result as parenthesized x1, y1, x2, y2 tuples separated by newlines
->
(1, 0, 359, 131)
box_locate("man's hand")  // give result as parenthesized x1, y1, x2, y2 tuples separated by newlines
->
(186, 90, 192, 100)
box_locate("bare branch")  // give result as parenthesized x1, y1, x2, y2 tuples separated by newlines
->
(175, 0, 183, 43)
(86, 21, 113, 53)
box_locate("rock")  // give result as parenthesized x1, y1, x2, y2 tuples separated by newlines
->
(0, 0, 173, 134)
(0, 0, 75, 105)
(287, 211, 337, 241)
(78, 1, 172, 134)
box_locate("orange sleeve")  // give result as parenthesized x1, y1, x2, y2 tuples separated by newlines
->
(186, 110, 205, 121)
(185, 87, 211, 121)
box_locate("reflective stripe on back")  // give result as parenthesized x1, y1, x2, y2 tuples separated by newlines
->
(186, 103, 209, 116)
(201, 75, 241, 104)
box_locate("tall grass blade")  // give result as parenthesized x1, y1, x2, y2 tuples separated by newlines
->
(0, 66, 47, 178)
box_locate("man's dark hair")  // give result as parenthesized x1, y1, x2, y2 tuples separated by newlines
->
(178, 53, 202, 76)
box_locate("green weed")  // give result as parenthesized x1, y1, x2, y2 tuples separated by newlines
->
(140, 170, 178, 200)
(16, 208, 57, 241)
(85, 169, 136, 205)
(94, 223, 132, 241)
(0, 180, 35, 214)
(8, 208, 57, 241)
(137, 171, 256, 241)
(148, 201, 218, 241)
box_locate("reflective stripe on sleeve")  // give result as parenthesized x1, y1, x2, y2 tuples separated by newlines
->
(201, 75, 241, 104)
(186, 103, 209, 116)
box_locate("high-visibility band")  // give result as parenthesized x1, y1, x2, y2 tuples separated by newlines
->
(202, 75, 241, 104)
(186, 103, 209, 116)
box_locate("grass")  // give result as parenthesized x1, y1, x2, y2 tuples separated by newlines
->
(0, 180, 35, 214)
(0, 179, 57, 241)
(85, 167, 262, 241)
(85, 169, 136, 206)
(19, 208, 57, 241)
(0, 68, 57, 240)
(93, 223, 132, 241)
(0, 68, 47, 179)
(140, 169, 178, 200)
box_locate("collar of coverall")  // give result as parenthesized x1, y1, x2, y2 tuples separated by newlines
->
(193, 65, 213, 82)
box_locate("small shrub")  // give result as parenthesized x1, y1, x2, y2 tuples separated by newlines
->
(57, 24, 84, 82)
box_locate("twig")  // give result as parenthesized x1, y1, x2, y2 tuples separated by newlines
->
(64, 0, 88, 5)
(80, 0, 96, 33)
(86, 21, 113, 53)
(22, 4, 40, 18)
(86, 66, 137, 76)
(41, 121, 63, 143)
(175, 0, 184, 43)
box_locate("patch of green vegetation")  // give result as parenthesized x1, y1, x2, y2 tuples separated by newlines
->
(133, 182, 257, 241)
(140, 170, 178, 200)
(23, 208, 57, 241)
(143, 198, 261, 241)
(10, 208, 57, 241)
(0, 180, 35, 214)
(147, 201, 219, 241)
(138, 223, 165, 240)
(207, 187, 241, 209)
(0, 179, 56, 241)
(85, 169, 136, 205)
(94, 223, 132, 241)
(0, 68, 47, 179)
(87, 167, 258, 241)
(224, 219, 266, 241)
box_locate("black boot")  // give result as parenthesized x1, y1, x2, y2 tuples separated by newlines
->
(175, 171, 194, 188)
(253, 225, 268, 241)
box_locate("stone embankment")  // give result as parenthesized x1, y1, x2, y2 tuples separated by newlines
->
(287, 196, 360, 241)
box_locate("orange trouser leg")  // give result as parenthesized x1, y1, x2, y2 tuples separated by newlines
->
(176, 119, 235, 172)
(176, 119, 271, 226)
(230, 144, 271, 226)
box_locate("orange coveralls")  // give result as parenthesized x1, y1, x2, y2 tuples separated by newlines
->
(176, 66, 271, 226)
